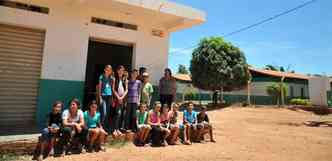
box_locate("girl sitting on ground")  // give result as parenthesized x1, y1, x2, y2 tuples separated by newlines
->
(148, 102, 165, 146)
(61, 98, 88, 155)
(84, 100, 108, 152)
(167, 103, 180, 145)
(159, 104, 171, 145)
(33, 101, 63, 161)
(135, 103, 151, 146)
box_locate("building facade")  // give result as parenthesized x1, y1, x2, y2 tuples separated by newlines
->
(0, 0, 205, 130)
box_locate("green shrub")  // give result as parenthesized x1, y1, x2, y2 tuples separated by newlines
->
(290, 98, 312, 106)
(185, 91, 198, 100)
(328, 99, 332, 107)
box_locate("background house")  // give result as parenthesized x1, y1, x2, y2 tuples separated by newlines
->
(173, 68, 311, 105)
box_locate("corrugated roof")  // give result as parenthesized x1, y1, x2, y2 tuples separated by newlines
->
(249, 67, 310, 80)
(173, 68, 311, 82)
(173, 74, 192, 82)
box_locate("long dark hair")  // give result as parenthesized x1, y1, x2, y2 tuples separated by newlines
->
(88, 100, 98, 112)
(69, 98, 81, 109)
(52, 101, 63, 109)
(114, 65, 127, 91)
(164, 68, 172, 77)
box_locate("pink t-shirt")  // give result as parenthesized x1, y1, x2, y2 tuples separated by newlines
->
(160, 112, 170, 124)
(149, 110, 160, 124)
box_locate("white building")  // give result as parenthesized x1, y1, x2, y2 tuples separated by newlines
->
(0, 0, 205, 131)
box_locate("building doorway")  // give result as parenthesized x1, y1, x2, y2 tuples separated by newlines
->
(84, 39, 133, 108)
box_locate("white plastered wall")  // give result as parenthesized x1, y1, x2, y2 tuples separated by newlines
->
(309, 77, 330, 106)
(0, 1, 169, 85)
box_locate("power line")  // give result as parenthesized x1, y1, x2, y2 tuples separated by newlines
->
(169, 0, 318, 55)
(221, 0, 318, 37)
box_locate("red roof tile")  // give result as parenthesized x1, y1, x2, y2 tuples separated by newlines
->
(249, 67, 310, 80)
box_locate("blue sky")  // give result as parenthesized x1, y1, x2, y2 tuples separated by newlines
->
(168, 0, 332, 76)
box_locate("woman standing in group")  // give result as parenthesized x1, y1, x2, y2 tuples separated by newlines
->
(159, 68, 177, 110)
(126, 69, 142, 132)
(111, 65, 128, 137)
(98, 65, 114, 132)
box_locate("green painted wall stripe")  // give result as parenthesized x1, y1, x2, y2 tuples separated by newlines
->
(36, 79, 84, 128)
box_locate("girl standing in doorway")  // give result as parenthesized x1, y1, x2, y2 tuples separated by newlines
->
(111, 65, 128, 137)
(98, 65, 114, 132)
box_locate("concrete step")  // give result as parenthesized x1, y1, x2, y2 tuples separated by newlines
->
(0, 132, 136, 155)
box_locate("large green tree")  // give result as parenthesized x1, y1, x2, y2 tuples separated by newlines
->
(177, 64, 189, 74)
(264, 65, 288, 72)
(265, 65, 279, 71)
(190, 37, 250, 102)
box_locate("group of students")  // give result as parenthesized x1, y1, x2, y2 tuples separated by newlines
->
(33, 65, 215, 161)
(33, 99, 108, 161)
(136, 101, 216, 147)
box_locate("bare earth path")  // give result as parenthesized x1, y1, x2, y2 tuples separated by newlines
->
(43, 107, 332, 161)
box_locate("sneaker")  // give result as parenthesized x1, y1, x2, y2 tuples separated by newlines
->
(160, 140, 168, 147)
(99, 145, 106, 152)
(48, 148, 54, 156)
(183, 140, 191, 145)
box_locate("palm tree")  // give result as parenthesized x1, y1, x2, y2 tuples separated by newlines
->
(266, 83, 288, 106)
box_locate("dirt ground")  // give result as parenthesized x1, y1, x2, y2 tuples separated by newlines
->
(36, 107, 332, 161)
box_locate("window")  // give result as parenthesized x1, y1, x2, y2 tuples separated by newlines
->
(0, 0, 49, 14)
(301, 88, 305, 98)
(290, 86, 294, 98)
(91, 17, 137, 31)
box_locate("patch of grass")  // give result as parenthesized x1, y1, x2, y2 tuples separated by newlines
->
(320, 114, 332, 122)
(105, 139, 129, 149)
(0, 153, 30, 161)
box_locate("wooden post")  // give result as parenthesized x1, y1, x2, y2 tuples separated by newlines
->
(220, 86, 224, 104)
(280, 76, 285, 107)
(247, 80, 251, 106)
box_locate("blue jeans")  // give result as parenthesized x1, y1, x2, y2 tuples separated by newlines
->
(40, 124, 59, 142)
(125, 103, 138, 131)
(111, 103, 125, 132)
(100, 95, 112, 131)
(40, 128, 52, 141)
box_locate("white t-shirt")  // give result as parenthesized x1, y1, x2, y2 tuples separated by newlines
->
(62, 109, 84, 123)
(118, 79, 125, 97)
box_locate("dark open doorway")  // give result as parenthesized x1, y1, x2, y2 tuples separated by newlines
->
(84, 39, 133, 108)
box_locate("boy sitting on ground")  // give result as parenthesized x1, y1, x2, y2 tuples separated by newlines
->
(181, 102, 198, 145)
(196, 106, 216, 143)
